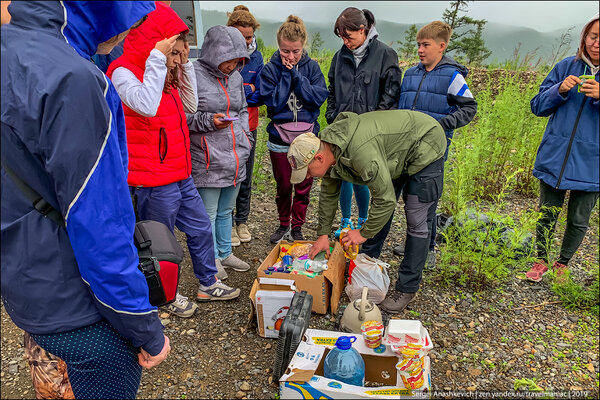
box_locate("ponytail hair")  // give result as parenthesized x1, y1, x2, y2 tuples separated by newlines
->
(277, 15, 308, 47)
(226, 5, 260, 31)
(334, 7, 375, 39)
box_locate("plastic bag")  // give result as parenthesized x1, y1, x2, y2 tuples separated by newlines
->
(345, 254, 390, 304)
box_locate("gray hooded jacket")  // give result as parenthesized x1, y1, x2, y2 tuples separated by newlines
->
(187, 25, 252, 188)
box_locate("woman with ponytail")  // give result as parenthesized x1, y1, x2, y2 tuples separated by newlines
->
(226, 5, 264, 246)
(259, 15, 329, 243)
(326, 7, 402, 240)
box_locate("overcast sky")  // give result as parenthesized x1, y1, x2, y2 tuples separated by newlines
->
(200, 1, 598, 32)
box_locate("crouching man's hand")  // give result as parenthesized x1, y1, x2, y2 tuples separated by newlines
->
(309, 235, 330, 259)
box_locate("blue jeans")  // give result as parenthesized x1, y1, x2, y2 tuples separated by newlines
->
(30, 320, 142, 399)
(131, 177, 217, 287)
(340, 180, 370, 219)
(197, 185, 241, 259)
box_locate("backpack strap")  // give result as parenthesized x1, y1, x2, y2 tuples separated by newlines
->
(1, 159, 66, 228)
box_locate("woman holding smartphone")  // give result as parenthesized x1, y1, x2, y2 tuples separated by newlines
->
(188, 25, 254, 275)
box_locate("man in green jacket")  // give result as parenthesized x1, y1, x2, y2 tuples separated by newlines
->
(288, 110, 446, 313)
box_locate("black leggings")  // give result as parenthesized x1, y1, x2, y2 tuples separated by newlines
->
(536, 180, 599, 264)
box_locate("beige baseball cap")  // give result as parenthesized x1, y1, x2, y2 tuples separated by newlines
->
(287, 132, 321, 184)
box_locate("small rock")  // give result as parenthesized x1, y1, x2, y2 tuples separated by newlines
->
(478, 316, 484, 323)
(556, 342, 571, 348)
(161, 319, 171, 327)
(186, 329, 196, 335)
(240, 382, 251, 391)
(160, 312, 169, 318)
(449, 323, 458, 331)
(567, 315, 579, 323)
(468, 321, 476, 328)
(235, 391, 246, 399)
(8, 364, 18, 374)
(468, 367, 482, 377)
(265, 344, 272, 350)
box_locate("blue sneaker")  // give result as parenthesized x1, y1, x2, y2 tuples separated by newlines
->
(356, 217, 367, 230)
(334, 217, 354, 239)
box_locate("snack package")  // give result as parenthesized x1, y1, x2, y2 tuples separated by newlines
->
(399, 366, 424, 390)
(287, 243, 312, 258)
(361, 320, 384, 349)
(396, 356, 423, 373)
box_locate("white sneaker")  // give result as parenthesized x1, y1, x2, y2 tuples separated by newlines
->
(221, 253, 250, 272)
(164, 293, 198, 318)
(197, 280, 240, 302)
(237, 223, 252, 243)
(231, 226, 241, 247)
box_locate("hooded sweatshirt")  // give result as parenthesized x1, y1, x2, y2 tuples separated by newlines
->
(187, 25, 252, 188)
(107, 2, 192, 188)
(259, 50, 329, 146)
(1, 1, 165, 355)
(530, 14, 599, 192)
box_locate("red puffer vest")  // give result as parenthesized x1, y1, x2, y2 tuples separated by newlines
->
(107, 2, 191, 187)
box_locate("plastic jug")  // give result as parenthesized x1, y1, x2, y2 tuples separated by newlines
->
(323, 336, 365, 386)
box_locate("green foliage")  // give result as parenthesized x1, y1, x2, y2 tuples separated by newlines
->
(442, 0, 492, 65)
(438, 205, 538, 291)
(550, 263, 600, 315)
(396, 24, 418, 61)
(310, 31, 324, 57)
(514, 377, 544, 392)
(443, 72, 547, 212)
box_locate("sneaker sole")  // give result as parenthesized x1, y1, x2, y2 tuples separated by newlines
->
(238, 237, 251, 243)
(196, 291, 241, 302)
(381, 294, 417, 315)
(165, 305, 198, 318)
(526, 270, 548, 283)
(222, 266, 250, 272)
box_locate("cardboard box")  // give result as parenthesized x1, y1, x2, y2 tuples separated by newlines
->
(257, 240, 345, 315)
(249, 278, 297, 338)
(279, 329, 431, 399)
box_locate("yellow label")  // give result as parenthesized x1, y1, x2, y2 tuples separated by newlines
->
(364, 389, 413, 396)
(311, 337, 337, 346)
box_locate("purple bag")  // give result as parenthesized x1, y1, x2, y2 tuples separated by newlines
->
(274, 121, 315, 144)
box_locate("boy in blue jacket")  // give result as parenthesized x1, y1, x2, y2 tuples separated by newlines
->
(371, 21, 477, 266)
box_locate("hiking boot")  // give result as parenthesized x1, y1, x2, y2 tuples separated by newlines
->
(393, 244, 405, 257)
(552, 261, 568, 284)
(231, 227, 241, 247)
(165, 293, 198, 318)
(237, 223, 252, 243)
(334, 217, 354, 240)
(356, 217, 367, 230)
(424, 250, 437, 270)
(215, 258, 228, 281)
(221, 253, 250, 272)
(290, 226, 304, 241)
(525, 260, 549, 282)
(379, 290, 417, 314)
(270, 225, 290, 243)
(197, 280, 240, 302)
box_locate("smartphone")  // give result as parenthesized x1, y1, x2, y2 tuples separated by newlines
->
(219, 117, 239, 122)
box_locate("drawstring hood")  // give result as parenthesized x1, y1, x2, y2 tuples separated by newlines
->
(198, 25, 249, 79)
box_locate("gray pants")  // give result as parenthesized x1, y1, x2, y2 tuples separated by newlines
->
(536, 180, 599, 264)
(362, 158, 444, 293)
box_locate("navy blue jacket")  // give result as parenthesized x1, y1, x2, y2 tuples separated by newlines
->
(259, 50, 328, 145)
(1, 1, 165, 356)
(398, 55, 477, 141)
(531, 56, 599, 192)
(241, 46, 264, 107)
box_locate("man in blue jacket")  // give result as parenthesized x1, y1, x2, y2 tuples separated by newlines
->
(1, 2, 168, 398)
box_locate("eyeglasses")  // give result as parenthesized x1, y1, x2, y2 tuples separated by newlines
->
(586, 34, 599, 45)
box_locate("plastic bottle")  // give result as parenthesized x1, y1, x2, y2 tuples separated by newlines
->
(323, 336, 365, 386)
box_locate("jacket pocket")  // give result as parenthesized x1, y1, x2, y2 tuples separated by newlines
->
(202, 136, 211, 170)
(158, 127, 167, 163)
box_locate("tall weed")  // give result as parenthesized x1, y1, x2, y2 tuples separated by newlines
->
(444, 71, 547, 215)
